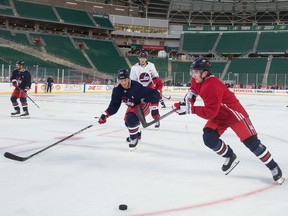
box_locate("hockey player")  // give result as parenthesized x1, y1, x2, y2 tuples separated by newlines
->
(173, 58, 284, 184)
(130, 51, 166, 128)
(10, 61, 32, 118)
(98, 69, 161, 151)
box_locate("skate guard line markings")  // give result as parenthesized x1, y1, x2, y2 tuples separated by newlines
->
(128, 183, 280, 216)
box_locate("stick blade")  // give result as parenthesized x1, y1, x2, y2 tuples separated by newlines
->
(4, 152, 27, 162)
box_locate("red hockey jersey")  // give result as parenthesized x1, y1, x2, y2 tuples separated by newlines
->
(190, 75, 249, 125)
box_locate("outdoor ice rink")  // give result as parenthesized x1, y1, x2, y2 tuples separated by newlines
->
(0, 92, 287, 216)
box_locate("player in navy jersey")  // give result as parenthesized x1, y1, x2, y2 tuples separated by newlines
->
(98, 69, 161, 151)
(10, 61, 31, 118)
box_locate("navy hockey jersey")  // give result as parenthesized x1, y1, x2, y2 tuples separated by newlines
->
(106, 80, 160, 116)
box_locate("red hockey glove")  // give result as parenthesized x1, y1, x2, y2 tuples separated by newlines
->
(98, 111, 109, 124)
(173, 102, 188, 115)
(150, 104, 160, 119)
(11, 79, 18, 87)
(152, 77, 163, 91)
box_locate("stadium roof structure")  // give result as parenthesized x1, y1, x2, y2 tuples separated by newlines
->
(92, 0, 288, 25)
(12, 0, 288, 25)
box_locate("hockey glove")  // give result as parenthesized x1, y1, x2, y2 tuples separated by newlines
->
(98, 111, 109, 124)
(184, 90, 197, 114)
(150, 104, 160, 119)
(152, 77, 163, 91)
(11, 79, 18, 87)
(185, 90, 197, 104)
(173, 102, 188, 115)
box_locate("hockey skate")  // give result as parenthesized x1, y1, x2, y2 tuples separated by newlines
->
(20, 111, 30, 119)
(129, 138, 139, 151)
(222, 153, 240, 175)
(126, 131, 141, 142)
(11, 110, 20, 117)
(161, 104, 166, 109)
(271, 166, 285, 185)
(155, 120, 160, 129)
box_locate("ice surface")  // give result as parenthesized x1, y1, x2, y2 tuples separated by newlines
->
(0, 92, 287, 216)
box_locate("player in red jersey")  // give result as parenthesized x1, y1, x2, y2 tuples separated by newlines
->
(173, 58, 284, 184)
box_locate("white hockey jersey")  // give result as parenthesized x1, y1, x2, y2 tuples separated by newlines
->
(130, 62, 159, 87)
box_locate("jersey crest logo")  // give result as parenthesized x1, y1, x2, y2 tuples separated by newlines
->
(139, 72, 151, 83)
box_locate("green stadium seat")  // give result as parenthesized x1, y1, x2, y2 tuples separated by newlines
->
(31, 34, 91, 68)
(257, 32, 288, 53)
(0, 0, 10, 6)
(56, 7, 94, 26)
(92, 15, 114, 29)
(13, 0, 58, 21)
(74, 37, 128, 74)
(0, 8, 13, 15)
(216, 33, 257, 54)
(182, 33, 219, 52)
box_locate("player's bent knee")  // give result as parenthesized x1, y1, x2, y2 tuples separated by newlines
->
(10, 96, 17, 103)
(20, 97, 27, 104)
(203, 128, 220, 149)
(125, 112, 140, 128)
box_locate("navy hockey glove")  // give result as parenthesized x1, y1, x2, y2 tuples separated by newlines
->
(98, 111, 109, 124)
(150, 104, 160, 119)
(173, 102, 188, 115)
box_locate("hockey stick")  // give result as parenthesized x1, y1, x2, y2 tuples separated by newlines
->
(162, 95, 171, 100)
(136, 106, 179, 128)
(4, 123, 96, 162)
(26, 94, 40, 109)
(17, 88, 40, 109)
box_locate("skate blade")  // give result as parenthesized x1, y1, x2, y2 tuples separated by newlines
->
(129, 146, 138, 152)
(224, 159, 240, 175)
(20, 116, 30, 119)
(277, 177, 285, 185)
(11, 115, 20, 117)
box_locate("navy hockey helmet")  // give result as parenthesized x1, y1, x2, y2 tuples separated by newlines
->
(16, 60, 25, 66)
(138, 50, 148, 59)
(191, 58, 212, 74)
(117, 69, 130, 80)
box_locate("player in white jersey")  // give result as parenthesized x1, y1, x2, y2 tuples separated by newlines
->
(130, 51, 166, 109)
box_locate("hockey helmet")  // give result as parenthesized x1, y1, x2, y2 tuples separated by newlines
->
(117, 69, 130, 80)
(16, 60, 25, 66)
(190, 58, 212, 75)
(138, 50, 148, 59)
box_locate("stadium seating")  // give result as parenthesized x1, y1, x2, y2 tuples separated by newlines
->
(55, 7, 94, 26)
(257, 32, 288, 52)
(74, 37, 128, 73)
(30, 34, 91, 68)
(269, 58, 288, 74)
(0, 0, 10, 6)
(224, 58, 267, 84)
(181, 33, 219, 52)
(0, 29, 32, 46)
(0, 8, 13, 15)
(216, 32, 257, 54)
(13, 0, 58, 21)
(0, 46, 63, 68)
(92, 15, 114, 29)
